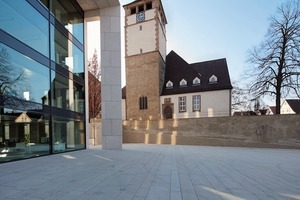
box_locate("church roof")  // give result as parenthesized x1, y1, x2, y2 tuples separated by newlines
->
(161, 51, 232, 96)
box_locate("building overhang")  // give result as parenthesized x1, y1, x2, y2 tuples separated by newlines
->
(76, 0, 120, 11)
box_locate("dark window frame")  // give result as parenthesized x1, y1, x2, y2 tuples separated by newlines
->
(139, 96, 148, 110)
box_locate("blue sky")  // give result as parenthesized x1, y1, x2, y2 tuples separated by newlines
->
(119, 0, 287, 85)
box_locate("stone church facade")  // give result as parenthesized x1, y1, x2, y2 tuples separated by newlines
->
(122, 0, 232, 120)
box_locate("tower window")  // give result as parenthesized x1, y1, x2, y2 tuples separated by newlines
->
(146, 2, 152, 10)
(131, 7, 136, 15)
(138, 5, 144, 12)
(139, 96, 148, 110)
(140, 49, 143, 54)
(139, 25, 142, 31)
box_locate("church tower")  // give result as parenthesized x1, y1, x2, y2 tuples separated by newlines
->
(123, 0, 167, 120)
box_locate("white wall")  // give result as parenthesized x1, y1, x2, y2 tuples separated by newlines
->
(158, 20, 166, 61)
(281, 100, 295, 114)
(160, 89, 231, 119)
(126, 20, 156, 56)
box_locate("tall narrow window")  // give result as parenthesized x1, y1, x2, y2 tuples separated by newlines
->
(178, 96, 186, 112)
(139, 96, 148, 110)
(131, 7, 136, 14)
(146, 2, 152, 10)
(193, 95, 201, 111)
(138, 5, 144, 12)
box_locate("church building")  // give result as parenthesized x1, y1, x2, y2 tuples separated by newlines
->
(122, 0, 232, 120)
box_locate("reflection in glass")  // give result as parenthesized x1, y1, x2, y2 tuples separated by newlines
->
(51, 71, 84, 113)
(0, 109, 50, 162)
(50, 0, 84, 44)
(51, 71, 69, 110)
(52, 116, 85, 152)
(51, 26, 84, 77)
(39, 0, 49, 8)
(0, 43, 50, 105)
(0, 0, 49, 56)
(73, 82, 85, 113)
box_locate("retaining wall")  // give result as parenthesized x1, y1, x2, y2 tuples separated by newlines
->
(122, 115, 300, 149)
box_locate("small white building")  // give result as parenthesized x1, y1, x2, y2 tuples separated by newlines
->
(160, 51, 232, 119)
(281, 99, 300, 114)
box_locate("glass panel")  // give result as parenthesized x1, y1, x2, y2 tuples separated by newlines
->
(72, 44, 84, 78)
(51, 25, 84, 77)
(39, 0, 49, 8)
(0, 109, 50, 163)
(51, 71, 70, 110)
(52, 116, 85, 153)
(51, 25, 68, 67)
(73, 82, 85, 113)
(51, 71, 84, 113)
(0, 43, 50, 105)
(0, 0, 49, 56)
(50, 0, 84, 44)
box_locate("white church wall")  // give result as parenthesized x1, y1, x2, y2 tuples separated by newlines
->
(160, 89, 231, 119)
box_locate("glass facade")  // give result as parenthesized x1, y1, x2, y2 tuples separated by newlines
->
(0, 0, 85, 163)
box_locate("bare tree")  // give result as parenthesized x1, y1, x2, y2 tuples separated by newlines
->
(88, 49, 101, 119)
(0, 45, 26, 102)
(231, 81, 250, 112)
(246, 0, 300, 114)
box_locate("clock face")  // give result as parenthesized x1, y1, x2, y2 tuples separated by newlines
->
(136, 12, 145, 22)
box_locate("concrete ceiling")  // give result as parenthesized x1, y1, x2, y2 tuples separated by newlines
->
(76, 0, 120, 11)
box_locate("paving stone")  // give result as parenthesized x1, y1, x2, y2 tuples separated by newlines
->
(0, 144, 299, 200)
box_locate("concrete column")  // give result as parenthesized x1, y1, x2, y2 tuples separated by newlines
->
(100, 5, 122, 150)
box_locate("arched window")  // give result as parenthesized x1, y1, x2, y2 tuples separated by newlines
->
(179, 79, 187, 87)
(193, 77, 201, 85)
(209, 75, 218, 83)
(166, 80, 173, 88)
(139, 96, 148, 110)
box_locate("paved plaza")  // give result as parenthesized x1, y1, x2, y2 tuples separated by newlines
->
(0, 144, 299, 200)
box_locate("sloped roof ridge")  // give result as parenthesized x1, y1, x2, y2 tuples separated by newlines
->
(167, 50, 189, 65)
(166, 50, 201, 79)
(190, 57, 226, 66)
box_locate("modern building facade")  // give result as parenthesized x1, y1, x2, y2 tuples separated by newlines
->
(0, 0, 122, 162)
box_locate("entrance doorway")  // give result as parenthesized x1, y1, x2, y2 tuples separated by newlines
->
(164, 106, 173, 119)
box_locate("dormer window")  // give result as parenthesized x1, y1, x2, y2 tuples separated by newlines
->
(193, 77, 201, 85)
(209, 75, 218, 84)
(166, 80, 173, 88)
(179, 79, 187, 87)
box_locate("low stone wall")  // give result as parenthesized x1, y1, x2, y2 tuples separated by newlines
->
(122, 115, 300, 149)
